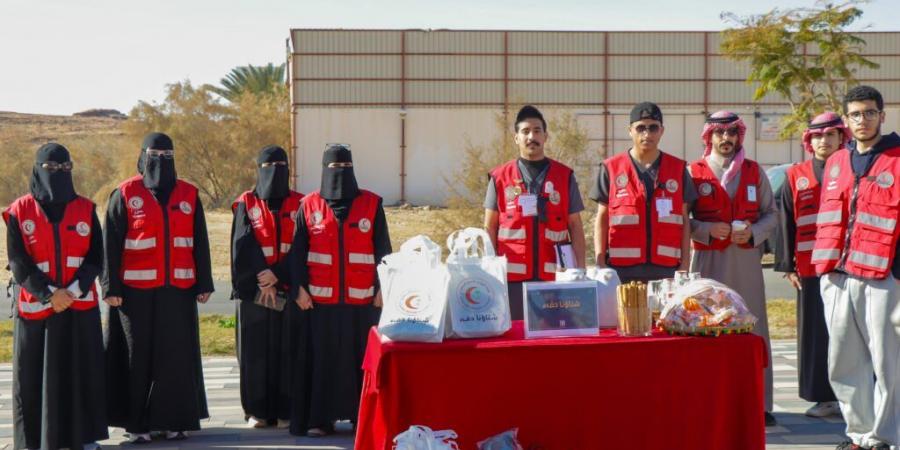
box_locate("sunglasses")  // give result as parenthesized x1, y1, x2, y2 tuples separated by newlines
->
(633, 124, 661, 134)
(146, 149, 175, 159)
(260, 161, 288, 168)
(712, 127, 741, 137)
(40, 161, 74, 172)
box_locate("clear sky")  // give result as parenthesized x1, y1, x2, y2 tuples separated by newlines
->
(1, 0, 896, 115)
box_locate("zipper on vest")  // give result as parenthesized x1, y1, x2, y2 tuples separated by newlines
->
(338, 218, 345, 303)
(838, 174, 862, 270)
(53, 223, 63, 286)
(162, 201, 171, 286)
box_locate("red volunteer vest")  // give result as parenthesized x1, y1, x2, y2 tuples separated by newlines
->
(119, 175, 198, 289)
(604, 151, 686, 267)
(785, 160, 822, 277)
(689, 158, 761, 251)
(491, 159, 571, 282)
(233, 190, 304, 266)
(2, 195, 99, 320)
(302, 190, 379, 305)
(812, 146, 900, 279)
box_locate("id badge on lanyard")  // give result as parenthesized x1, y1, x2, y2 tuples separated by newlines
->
(655, 196, 673, 219)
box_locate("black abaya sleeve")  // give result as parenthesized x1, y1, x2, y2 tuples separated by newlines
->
(6, 214, 54, 302)
(192, 198, 215, 295)
(774, 183, 797, 273)
(101, 189, 127, 298)
(72, 209, 104, 298)
(372, 199, 392, 292)
(288, 208, 310, 301)
(230, 202, 269, 300)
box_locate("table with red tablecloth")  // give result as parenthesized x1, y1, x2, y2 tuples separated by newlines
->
(354, 321, 768, 450)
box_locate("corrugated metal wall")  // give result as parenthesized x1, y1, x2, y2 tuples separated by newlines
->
(289, 29, 900, 205)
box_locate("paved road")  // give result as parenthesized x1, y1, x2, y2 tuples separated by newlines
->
(0, 340, 845, 449)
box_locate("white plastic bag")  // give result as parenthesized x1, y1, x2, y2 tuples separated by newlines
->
(393, 425, 459, 450)
(378, 235, 450, 343)
(477, 427, 524, 450)
(585, 266, 620, 327)
(444, 228, 511, 339)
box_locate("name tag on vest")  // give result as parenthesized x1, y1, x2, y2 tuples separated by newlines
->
(518, 194, 538, 217)
(747, 186, 757, 202)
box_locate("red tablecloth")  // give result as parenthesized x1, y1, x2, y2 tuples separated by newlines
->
(355, 321, 768, 450)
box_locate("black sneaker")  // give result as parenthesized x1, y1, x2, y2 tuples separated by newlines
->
(764, 412, 777, 426)
(835, 440, 862, 450)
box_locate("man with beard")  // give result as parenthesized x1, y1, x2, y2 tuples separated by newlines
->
(775, 112, 848, 418)
(4, 143, 107, 450)
(812, 86, 900, 450)
(231, 145, 308, 431)
(102, 132, 212, 443)
(590, 102, 695, 282)
(484, 105, 586, 320)
(291, 144, 391, 437)
(688, 111, 778, 426)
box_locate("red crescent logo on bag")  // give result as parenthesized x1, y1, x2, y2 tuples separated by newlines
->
(400, 291, 429, 315)
(456, 279, 492, 311)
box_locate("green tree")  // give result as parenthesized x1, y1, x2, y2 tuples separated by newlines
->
(208, 63, 286, 102)
(720, 0, 878, 138)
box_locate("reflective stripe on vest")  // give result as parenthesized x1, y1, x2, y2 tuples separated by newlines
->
(498, 228, 526, 240)
(797, 214, 819, 227)
(125, 237, 157, 250)
(66, 256, 83, 268)
(174, 268, 195, 279)
(308, 252, 332, 265)
(544, 229, 569, 242)
(123, 269, 157, 281)
(797, 240, 816, 252)
(657, 245, 681, 258)
(309, 284, 333, 298)
(848, 251, 890, 270)
(508, 263, 527, 274)
(19, 301, 53, 314)
(173, 237, 194, 248)
(610, 215, 639, 226)
(609, 247, 641, 258)
(348, 286, 375, 299)
(36, 261, 50, 273)
(349, 253, 375, 264)
(261, 246, 274, 257)
(280, 243, 291, 253)
(816, 210, 842, 225)
(543, 262, 557, 273)
(857, 212, 897, 233)
(812, 249, 841, 261)
(659, 215, 684, 225)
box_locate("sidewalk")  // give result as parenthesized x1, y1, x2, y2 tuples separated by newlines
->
(0, 339, 846, 449)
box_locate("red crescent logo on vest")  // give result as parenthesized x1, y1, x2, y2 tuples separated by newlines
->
(128, 197, 144, 210)
(666, 179, 678, 193)
(549, 191, 561, 205)
(179, 201, 192, 214)
(76, 221, 90, 237)
(248, 206, 262, 221)
(829, 165, 840, 179)
(311, 211, 323, 225)
(22, 220, 35, 235)
(796, 177, 810, 190)
(876, 172, 894, 188)
(699, 182, 712, 196)
(615, 174, 628, 188)
(504, 186, 516, 200)
(358, 218, 372, 233)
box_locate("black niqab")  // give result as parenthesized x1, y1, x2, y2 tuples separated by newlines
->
(255, 145, 290, 201)
(319, 144, 359, 201)
(30, 143, 76, 222)
(138, 132, 177, 193)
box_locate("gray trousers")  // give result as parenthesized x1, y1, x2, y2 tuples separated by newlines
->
(821, 272, 900, 449)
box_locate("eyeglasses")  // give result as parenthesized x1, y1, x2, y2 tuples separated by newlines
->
(327, 162, 353, 168)
(260, 161, 288, 168)
(846, 109, 881, 123)
(145, 149, 175, 158)
(633, 124, 661, 134)
(712, 127, 741, 137)
(40, 161, 73, 172)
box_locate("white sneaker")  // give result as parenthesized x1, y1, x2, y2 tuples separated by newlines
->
(248, 416, 267, 428)
(805, 401, 840, 417)
(276, 419, 290, 429)
(127, 433, 151, 444)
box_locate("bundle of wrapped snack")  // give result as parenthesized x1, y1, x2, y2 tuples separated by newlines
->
(659, 278, 757, 336)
